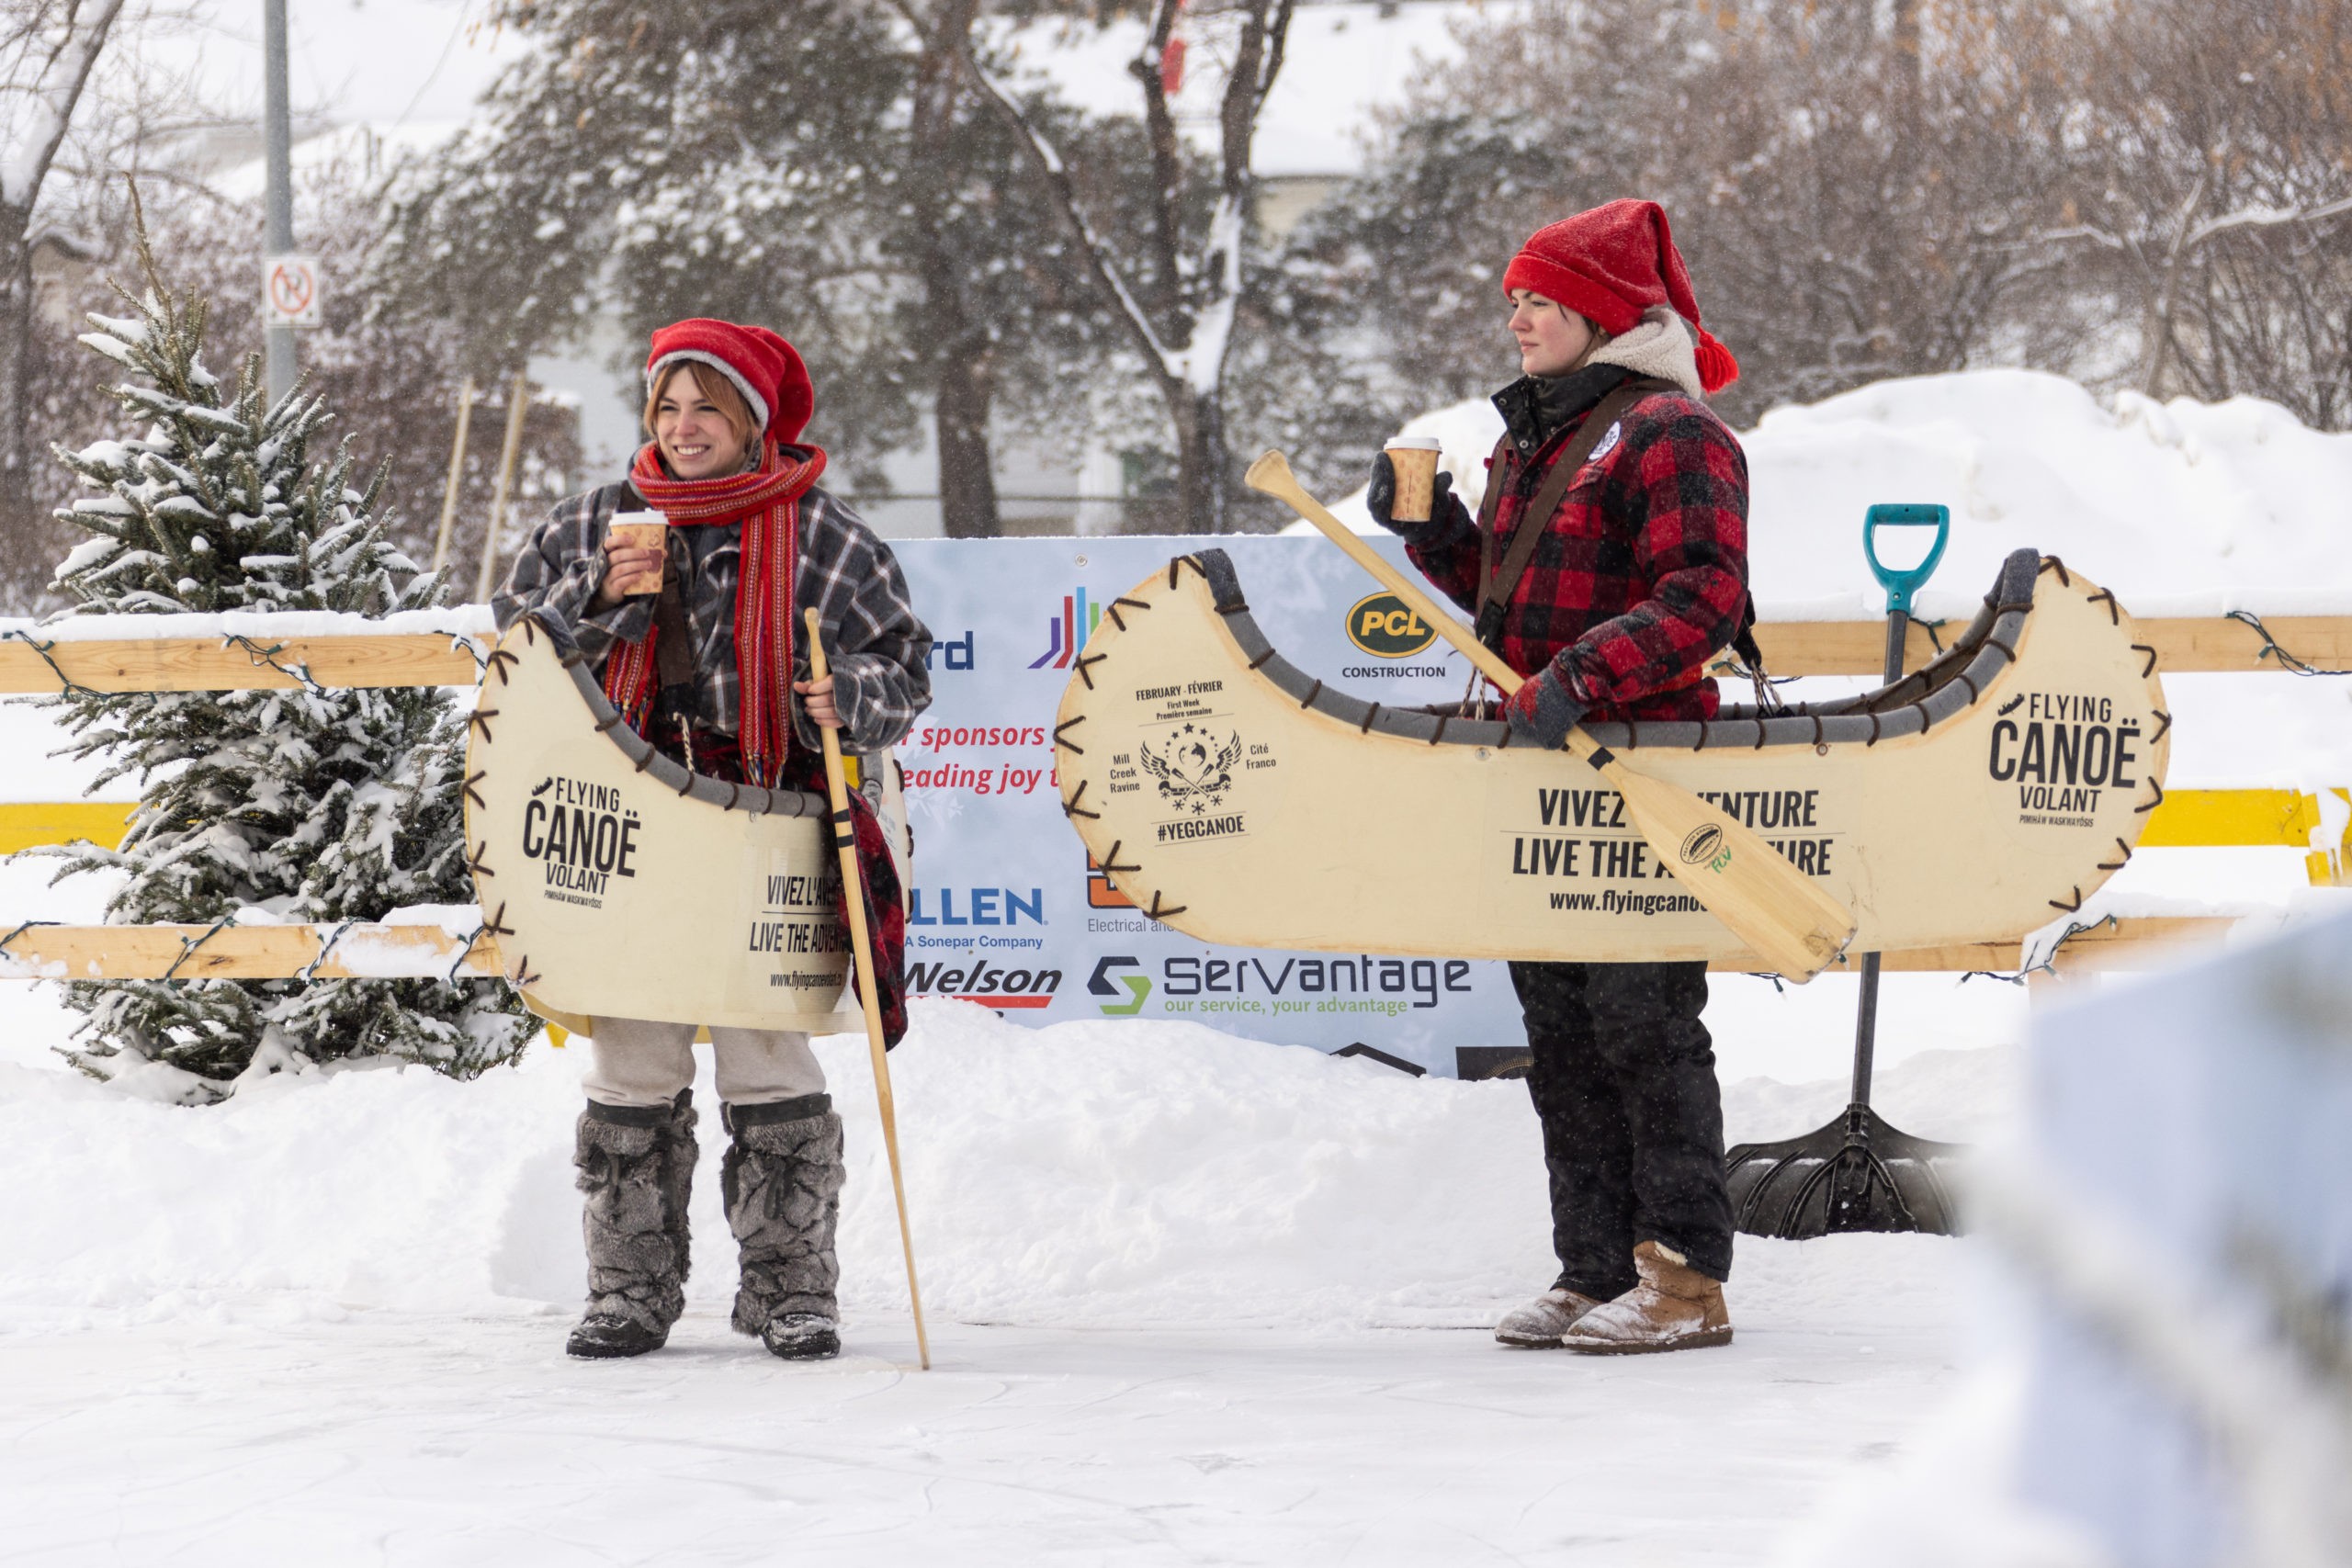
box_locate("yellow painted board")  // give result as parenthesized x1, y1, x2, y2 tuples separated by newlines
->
(0, 802, 136, 853)
(0, 791, 2330, 856)
(2138, 788, 2320, 849)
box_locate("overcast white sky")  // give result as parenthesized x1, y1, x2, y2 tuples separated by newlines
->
(155, 0, 1475, 176)
(157, 0, 518, 135)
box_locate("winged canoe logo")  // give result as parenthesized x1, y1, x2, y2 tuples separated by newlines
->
(1140, 724, 1243, 814)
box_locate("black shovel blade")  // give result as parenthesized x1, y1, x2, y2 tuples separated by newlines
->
(1724, 1103, 1967, 1239)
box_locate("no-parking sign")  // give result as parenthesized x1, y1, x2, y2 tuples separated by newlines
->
(262, 254, 322, 328)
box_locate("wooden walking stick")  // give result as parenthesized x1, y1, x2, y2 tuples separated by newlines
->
(804, 609, 931, 1369)
(1244, 450, 1856, 982)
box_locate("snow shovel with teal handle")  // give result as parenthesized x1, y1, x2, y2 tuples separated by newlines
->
(1724, 504, 1967, 1237)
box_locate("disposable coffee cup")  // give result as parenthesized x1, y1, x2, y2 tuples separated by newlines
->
(606, 510, 669, 595)
(1384, 436, 1443, 525)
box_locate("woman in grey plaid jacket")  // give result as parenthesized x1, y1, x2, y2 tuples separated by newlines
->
(492, 317, 931, 1365)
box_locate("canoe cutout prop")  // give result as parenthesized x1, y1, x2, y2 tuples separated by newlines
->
(1051, 547, 2169, 970)
(463, 613, 880, 1036)
(1250, 450, 1859, 977)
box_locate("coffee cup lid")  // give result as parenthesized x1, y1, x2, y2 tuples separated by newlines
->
(1385, 435, 1443, 452)
(610, 510, 669, 526)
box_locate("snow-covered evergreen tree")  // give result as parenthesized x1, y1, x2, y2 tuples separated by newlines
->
(33, 220, 536, 1100)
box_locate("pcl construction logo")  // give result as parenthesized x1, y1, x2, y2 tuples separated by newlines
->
(1029, 587, 1107, 669)
(1345, 592, 1439, 658)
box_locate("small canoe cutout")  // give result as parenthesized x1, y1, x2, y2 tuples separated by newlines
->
(463, 614, 865, 1035)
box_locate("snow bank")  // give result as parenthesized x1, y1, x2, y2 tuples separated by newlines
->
(1318, 369, 2352, 619)
(0, 997, 2011, 1334)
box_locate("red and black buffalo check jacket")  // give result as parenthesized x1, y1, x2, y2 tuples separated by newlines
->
(1408, 373, 1750, 723)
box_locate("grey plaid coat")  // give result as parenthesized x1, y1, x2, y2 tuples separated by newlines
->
(492, 476, 932, 757)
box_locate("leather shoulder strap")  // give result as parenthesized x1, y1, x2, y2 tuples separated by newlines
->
(1478, 378, 1676, 638)
(1475, 431, 1511, 606)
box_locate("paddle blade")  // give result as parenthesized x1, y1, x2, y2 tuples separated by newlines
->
(1607, 763, 1857, 981)
(1243, 449, 1297, 497)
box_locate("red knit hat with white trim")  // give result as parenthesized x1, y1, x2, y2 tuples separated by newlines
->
(1502, 200, 1740, 394)
(643, 318, 815, 442)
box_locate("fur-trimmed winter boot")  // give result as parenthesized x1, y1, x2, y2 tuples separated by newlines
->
(567, 1090, 698, 1359)
(1561, 1240, 1733, 1355)
(1494, 1285, 1607, 1348)
(722, 1094, 845, 1360)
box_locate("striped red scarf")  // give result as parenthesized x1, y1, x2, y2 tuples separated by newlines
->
(604, 438, 825, 788)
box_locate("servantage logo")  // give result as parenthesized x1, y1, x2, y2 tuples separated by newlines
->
(1089, 955, 1150, 1015)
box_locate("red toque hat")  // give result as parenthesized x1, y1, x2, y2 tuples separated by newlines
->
(1502, 200, 1740, 394)
(643, 318, 815, 442)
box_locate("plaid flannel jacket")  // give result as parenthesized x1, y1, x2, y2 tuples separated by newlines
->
(492, 475, 933, 756)
(1408, 385, 1749, 723)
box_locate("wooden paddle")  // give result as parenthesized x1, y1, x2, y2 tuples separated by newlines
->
(1243, 450, 1856, 981)
(804, 608, 931, 1369)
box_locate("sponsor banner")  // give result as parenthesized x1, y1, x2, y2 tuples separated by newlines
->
(893, 536, 1521, 1075)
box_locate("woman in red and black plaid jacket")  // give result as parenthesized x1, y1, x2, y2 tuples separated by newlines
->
(1367, 200, 1746, 1357)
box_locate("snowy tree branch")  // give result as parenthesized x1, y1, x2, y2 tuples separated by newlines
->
(954, 47, 1179, 382)
(0, 0, 127, 209)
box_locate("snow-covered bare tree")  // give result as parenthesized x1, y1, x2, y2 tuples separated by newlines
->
(1300, 0, 2088, 423)
(0, 0, 127, 532)
(961, 0, 1296, 532)
(33, 212, 536, 1102)
(374, 0, 1114, 537)
(2046, 0, 2352, 426)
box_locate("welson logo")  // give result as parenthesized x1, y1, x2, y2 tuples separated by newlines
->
(905, 959, 1063, 1010)
(522, 775, 639, 908)
(1029, 588, 1106, 669)
(1345, 592, 1439, 658)
(1141, 723, 1240, 814)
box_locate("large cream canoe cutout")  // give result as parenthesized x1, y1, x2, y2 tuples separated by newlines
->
(1052, 548, 2169, 970)
(463, 613, 867, 1036)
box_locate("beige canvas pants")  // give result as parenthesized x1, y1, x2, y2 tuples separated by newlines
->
(582, 1016, 827, 1109)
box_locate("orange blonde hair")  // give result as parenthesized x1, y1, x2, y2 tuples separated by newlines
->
(642, 361, 760, 446)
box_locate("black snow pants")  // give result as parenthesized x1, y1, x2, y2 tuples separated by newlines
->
(1509, 959, 1736, 1300)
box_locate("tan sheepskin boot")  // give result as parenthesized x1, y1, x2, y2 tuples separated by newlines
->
(1560, 1241, 1733, 1355)
(1493, 1287, 1606, 1348)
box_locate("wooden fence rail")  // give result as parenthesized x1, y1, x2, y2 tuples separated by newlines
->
(0, 915, 2237, 984)
(0, 611, 2343, 694)
(0, 922, 499, 980)
(0, 634, 483, 694)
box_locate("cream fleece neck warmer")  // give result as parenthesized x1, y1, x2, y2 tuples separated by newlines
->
(1588, 307, 1706, 400)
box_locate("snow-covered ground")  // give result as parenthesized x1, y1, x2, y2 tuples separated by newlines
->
(1, 971, 2018, 1564)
